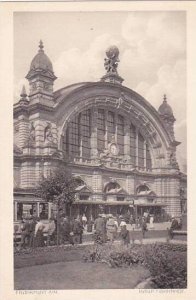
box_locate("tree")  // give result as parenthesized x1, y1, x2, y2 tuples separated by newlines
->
(36, 165, 81, 245)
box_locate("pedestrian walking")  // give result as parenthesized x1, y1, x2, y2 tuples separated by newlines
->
(29, 216, 36, 247)
(149, 215, 154, 229)
(72, 217, 83, 244)
(47, 218, 56, 246)
(119, 224, 130, 246)
(106, 215, 118, 243)
(82, 214, 87, 228)
(34, 217, 45, 247)
(141, 217, 148, 238)
(94, 214, 106, 243)
(20, 218, 30, 248)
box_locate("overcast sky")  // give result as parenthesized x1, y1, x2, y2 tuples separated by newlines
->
(14, 11, 186, 170)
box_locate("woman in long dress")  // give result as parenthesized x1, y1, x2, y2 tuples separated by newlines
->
(34, 217, 45, 247)
(149, 215, 154, 229)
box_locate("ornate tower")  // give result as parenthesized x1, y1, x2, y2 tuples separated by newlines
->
(158, 94, 176, 140)
(101, 45, 124, 85)
(26, 40, 57, 103)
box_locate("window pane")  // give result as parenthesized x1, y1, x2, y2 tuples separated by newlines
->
(117, 115, 124, 155)
(107, 111, 115, 143)
(97, 109, 105, 152)
(130, 124, 136, 165)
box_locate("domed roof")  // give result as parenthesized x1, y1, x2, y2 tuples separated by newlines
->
(30, 40, 53, 72)
(158, 95, 174, 116)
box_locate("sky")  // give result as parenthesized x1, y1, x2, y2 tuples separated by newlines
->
(14, 11, 186, 171)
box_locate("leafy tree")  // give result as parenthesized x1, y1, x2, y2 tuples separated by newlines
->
(36, 165, 82, 245)
(37, 166, 80, 207)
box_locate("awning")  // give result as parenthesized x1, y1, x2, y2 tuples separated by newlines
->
(134, 203, 167, 207)
(73, 200, 132, 205)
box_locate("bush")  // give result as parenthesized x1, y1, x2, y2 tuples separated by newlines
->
(83, 244, 145, 267)
(144, 243, 187, 288)
(83, 242, 187, 288)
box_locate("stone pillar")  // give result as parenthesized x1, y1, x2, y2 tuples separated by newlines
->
(18, 115, 29, 149)
(136, 128, 139, 168)
(92, 170, 103, 201)
(48, 202, 52, 219)
(91, 108, 98, 158)
(105, 110, 108, 148)
(37, 202, 40, 217)
(35, 161, 42, 185)
(124, 122, 130, 156)
(14, 201, 18, 221)
(144, 141, 147, 170)
(20, 161, 35, 188)
(114, 113, 118, 143)
(126, 175, 134, 194)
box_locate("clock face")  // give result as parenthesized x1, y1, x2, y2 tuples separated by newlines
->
(110, 143, 118, 155)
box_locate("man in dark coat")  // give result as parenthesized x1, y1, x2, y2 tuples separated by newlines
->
(119, 224, 130, 246)
(94, 214, 106, 243)
(29, 216, 36, 247)
(72, 217, 84, 244)
(141, 217, 148, 238)
(20, 218, 30, 248)
(169, 216, 179, 239)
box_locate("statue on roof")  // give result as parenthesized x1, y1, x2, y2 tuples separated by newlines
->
(104, 46, 120, 74)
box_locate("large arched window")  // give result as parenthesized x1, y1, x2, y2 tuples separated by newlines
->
(63, 107, 152, 170)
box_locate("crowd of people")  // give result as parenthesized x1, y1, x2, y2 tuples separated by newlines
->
(15, 212, 182, 249)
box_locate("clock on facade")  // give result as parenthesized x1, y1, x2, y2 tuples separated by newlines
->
(109, 143, 119, 155)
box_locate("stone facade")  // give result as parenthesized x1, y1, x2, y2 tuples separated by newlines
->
(13, 42, 187, 221)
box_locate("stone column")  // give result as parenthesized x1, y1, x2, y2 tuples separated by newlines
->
(136, 128, 139, 168)
(35, 161, 42, 185)
(144, 141, 147, 170)
(126, 175, 134, 194)
(20, 161, 35, 189)
(124, 122, 130, 156)
(91, 108, 98, 158)
(37, 202, 40, 217)
(18, 115, 29, 149)
(114, 113, 118, 143)
(14, 201, 18, 221)
(105, 110, 108, 148)
(92, 170, 102, 201)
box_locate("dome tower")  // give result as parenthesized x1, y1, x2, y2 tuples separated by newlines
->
(26, 40, 57, 102)
(158, 94, 176, 140)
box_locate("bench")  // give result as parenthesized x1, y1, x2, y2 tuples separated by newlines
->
(167, 228, 187, 239)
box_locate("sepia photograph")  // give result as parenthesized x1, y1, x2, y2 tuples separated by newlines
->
(2, 2, 196, 299)
(13, 10, 187, 290)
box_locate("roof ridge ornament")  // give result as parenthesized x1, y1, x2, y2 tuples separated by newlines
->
(39, 40, 44, 52)
(101, 46, 124, 85)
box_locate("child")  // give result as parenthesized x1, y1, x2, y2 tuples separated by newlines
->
(120, 224, 130, 246)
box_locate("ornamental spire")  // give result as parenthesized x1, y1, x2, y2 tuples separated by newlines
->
(39, 40, 44, 52)
(163, 94, 167, 102)
(19, 85, 28, 105)
(20, 85, 27, 98)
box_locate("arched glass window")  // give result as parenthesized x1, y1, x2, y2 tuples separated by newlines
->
(63, 107, 152, 170)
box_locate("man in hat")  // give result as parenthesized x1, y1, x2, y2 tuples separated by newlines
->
(20, 217, 30, 248)
(169, 216, 179, 239)
(94, 214, 106, 243)
(106, 215, 118, 243)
